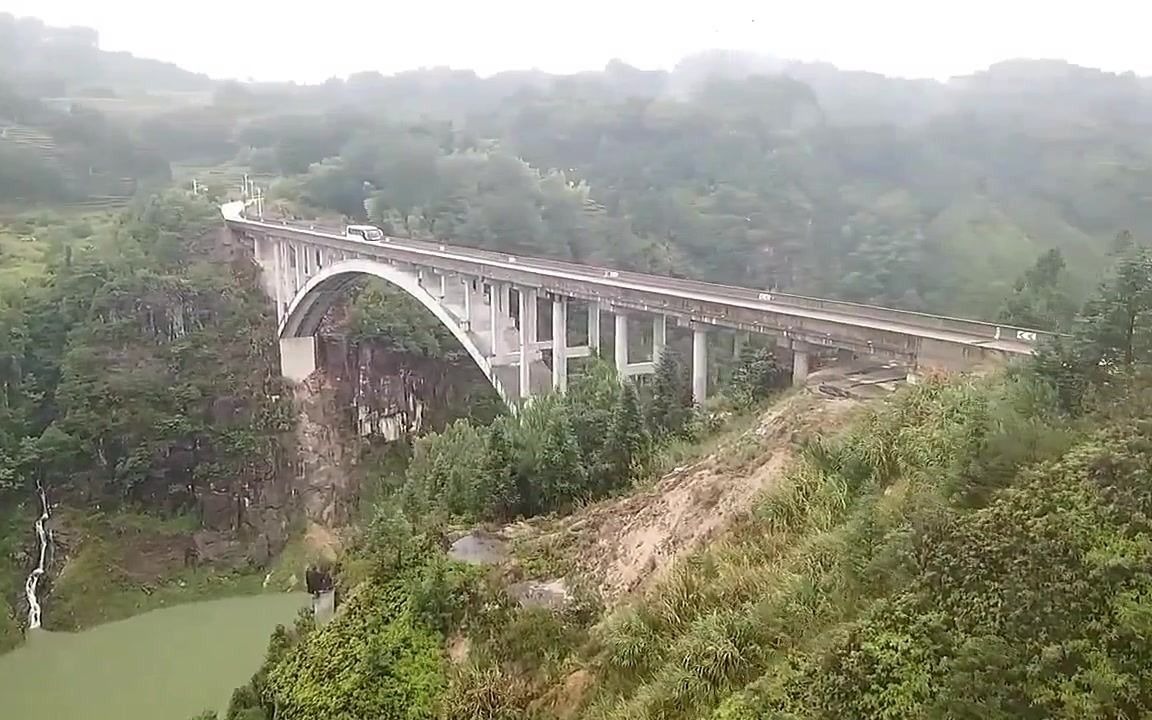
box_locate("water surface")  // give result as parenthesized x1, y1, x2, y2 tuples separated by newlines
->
(0, 593, 307, 720)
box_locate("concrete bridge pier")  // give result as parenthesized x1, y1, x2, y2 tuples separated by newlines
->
(588, 301, 602, 351)
(614, 313, 629, 375)
(488, 281, 508, 359)
(692, 326, 708, 404)
(734, 330, 749, 358)
(313, 590, 335, 625)
(653, 315, 667, 363)
(552, 296, 568, 391)
(518, 289, 537, 399)
(792, 344, 811, 387)
(459, 276, 473, 330)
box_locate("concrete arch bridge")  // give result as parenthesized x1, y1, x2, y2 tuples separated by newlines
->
(222, 201, 1049, 407)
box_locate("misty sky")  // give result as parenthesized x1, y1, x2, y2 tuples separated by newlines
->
(4, 0, 1148, 83)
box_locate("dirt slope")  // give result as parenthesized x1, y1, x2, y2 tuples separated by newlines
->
(509, 391, 860, 604)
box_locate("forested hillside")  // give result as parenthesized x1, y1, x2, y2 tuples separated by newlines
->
(0, 192, 293, 643)
(208, 53, 1152, 320)
(0, 13, 210, 205)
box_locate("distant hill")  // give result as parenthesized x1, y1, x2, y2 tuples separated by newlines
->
(0, 13, 212, 98)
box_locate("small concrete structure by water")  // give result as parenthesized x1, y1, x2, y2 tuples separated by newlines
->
(312, 589, 336, 625)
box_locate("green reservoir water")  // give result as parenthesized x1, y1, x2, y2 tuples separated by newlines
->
(0, 593, 308, 720)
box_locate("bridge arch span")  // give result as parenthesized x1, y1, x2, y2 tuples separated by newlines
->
(279, 259, 513, 405)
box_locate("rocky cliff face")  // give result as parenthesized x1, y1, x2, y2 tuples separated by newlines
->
(197, 327, 500, 563)
(290, 336, 499, 530)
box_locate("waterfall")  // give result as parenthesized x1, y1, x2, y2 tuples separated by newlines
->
(23, 482, 51, 630)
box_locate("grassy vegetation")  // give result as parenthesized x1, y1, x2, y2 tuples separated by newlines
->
(567, 372, 1139, 718)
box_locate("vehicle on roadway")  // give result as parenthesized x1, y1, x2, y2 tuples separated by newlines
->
(345, 224, 385, 242)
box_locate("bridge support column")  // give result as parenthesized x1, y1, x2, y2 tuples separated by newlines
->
(280, 336, 317, 383)
(489, 282, 507, 358)
(292, 244, 303, 295)
(460, 277, 472, 331)
(653, 315, 667, 363)
(552, 297, 568, 392)
(614, 313, 629, 376)
(525, 289, 538, 344)
(792, 345, 810, 387)
(271, 240, 285, 319)
(519, 289, 536, 399)
(588, 302, 601, 352)
(282, 243, 294, 318)
(692, 327, 708, 404)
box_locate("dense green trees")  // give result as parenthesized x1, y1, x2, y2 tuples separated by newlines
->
(998, 248, 1077, 329)
(391, 353, 710, 528)
(0, 193, 294, 646)
(0, 192, 288, 518)
(646, 349, 693, 439)
(1026, 237, 1152, 413)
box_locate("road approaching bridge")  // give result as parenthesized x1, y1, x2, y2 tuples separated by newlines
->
(222, 201, 1051, 405)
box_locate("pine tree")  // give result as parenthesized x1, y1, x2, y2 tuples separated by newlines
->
(647, 347, 693, 438)
(1077, 245, 1152, 369)
(1031, 243, 1152, 414)
(482, 415, 518, 520)
(997, 248, 1075, 330)
(537, 404, 587, 512)
(729, 345, 784, 405)
(600, 381, 648, 492)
